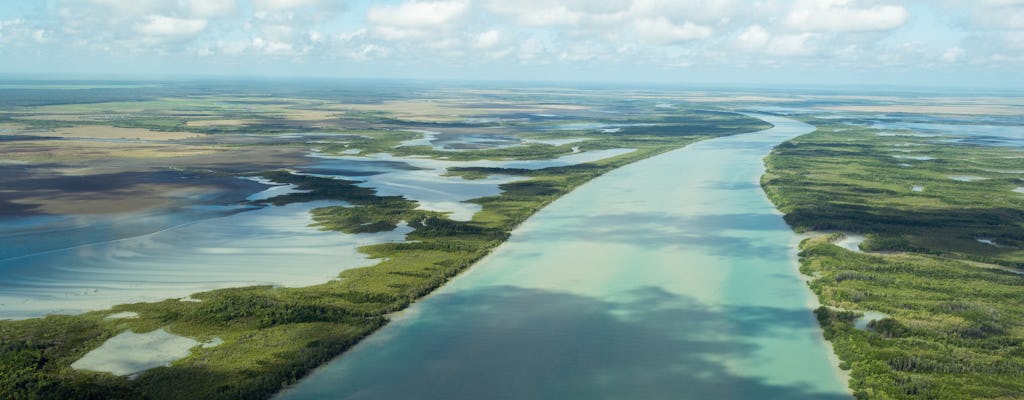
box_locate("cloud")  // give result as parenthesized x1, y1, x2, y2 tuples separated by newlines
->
(368, 1, 469, 28)
(940, 46, 965, 62)
(251, 0, 339, 12)
(634, 17, 713, 44)
(736, 25, 770, 48)
(181, 0, 238, 18)
(786, 0, 908, 32)
(366, 0, 470, 41)
(135, 15, 208, 36)
(475, 29, 504, 49)
(1, 0, 1022, 78)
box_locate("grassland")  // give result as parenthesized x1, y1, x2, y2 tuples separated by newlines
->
(762, 119, 1024, 399)
(0, 83, 769, 399)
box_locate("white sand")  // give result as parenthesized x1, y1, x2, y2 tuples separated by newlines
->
(912, 185, 925, 192)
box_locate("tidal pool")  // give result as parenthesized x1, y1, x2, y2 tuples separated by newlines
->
(278, 115, 850, 400)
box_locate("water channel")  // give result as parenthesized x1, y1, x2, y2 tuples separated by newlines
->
(278, 114, 851, 399)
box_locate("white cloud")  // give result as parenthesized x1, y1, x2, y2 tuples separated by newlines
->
(768, 33, 817, 56)
(634, 17, 713, 44)
(367, 1, 469, 28)
(736, 25, 770, 48)
(786, 0, 908, 32)
(2, 0, 1023, 77)
(734, 25, 817, 57)
(135, 15, 208, 36)
(366, 0, 470, 42)
(630, 0, 742, 24)
(251, 0, 336, 12)
(941, 46, 965, 62)
(475, 29, 503, 49)
(486, 0, 631, 29)
(250, 37, 295, 54)
(181, 0, 237, 18)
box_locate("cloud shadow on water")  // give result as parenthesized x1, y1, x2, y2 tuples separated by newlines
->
(519, 211, 794, 262)
(281, 285, 849, 400)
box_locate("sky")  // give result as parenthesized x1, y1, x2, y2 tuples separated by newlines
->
(0, 0, 1022, 87)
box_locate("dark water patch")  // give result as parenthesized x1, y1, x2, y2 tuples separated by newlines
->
(0, 135, 63, 142)
(280, 286, 848, 400)
(432, 133, 522, 150)
(519, 211, 793, 261)
(305, 157, 425, 176)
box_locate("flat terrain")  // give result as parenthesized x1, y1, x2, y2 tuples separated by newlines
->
(0, 82, 768, 399)
(763, 118, 1024, 399)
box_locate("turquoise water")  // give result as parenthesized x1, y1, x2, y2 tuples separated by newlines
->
(278, 115, 850, 400)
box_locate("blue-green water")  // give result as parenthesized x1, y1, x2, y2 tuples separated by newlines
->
(278, 115, 850, 400)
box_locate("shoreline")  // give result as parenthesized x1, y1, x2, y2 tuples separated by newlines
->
(0, 108, 774, 399)
(277, 114, 852, 399)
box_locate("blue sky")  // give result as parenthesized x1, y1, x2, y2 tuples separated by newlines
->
(0, 0, 1022, 87)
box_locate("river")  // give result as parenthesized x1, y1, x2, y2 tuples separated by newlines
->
(277, 114, 850, 399)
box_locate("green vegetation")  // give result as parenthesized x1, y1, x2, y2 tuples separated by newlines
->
(0, 85, 769, 400)
(763, 121, 1024, 267)
(763, 120, 1024, 399)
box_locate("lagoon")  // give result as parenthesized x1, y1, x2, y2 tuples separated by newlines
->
(0, 201, 410, 319)
(278, 115, 850, 400)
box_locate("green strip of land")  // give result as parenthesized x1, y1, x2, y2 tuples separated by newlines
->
(762, 119, 1024, 399)
(1, 108, 768, 399)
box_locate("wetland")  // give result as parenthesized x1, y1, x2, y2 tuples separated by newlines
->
(2, 81, 1023, 400)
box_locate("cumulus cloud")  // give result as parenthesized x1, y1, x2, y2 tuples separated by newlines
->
(634, 17, 713, 44)
(367, 0, 469, 41)
(135, 15, 207, 36)
(251, 0, 339, 12)
(486, 0, 631, 29)
(785, 0, 908, 32)
(182, 0, 238, 18)
(368, 0, 469, 27)
(474, 29, 504, 49)
(1, 0, 1022, 77)
(736, 25, 771, 48)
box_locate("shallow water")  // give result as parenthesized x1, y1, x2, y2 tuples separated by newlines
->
(835, 234, 867, 253)
(0, 205, 251, 262)
(278, 115, 850, 400)
(71, 328, 214, 376)
(853, 311, 890, 331)
(948, 175, 987, 182)
(305, 148, 634, 221)
(0, 201, 410, 319)
(872, 121, 1024, 148)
